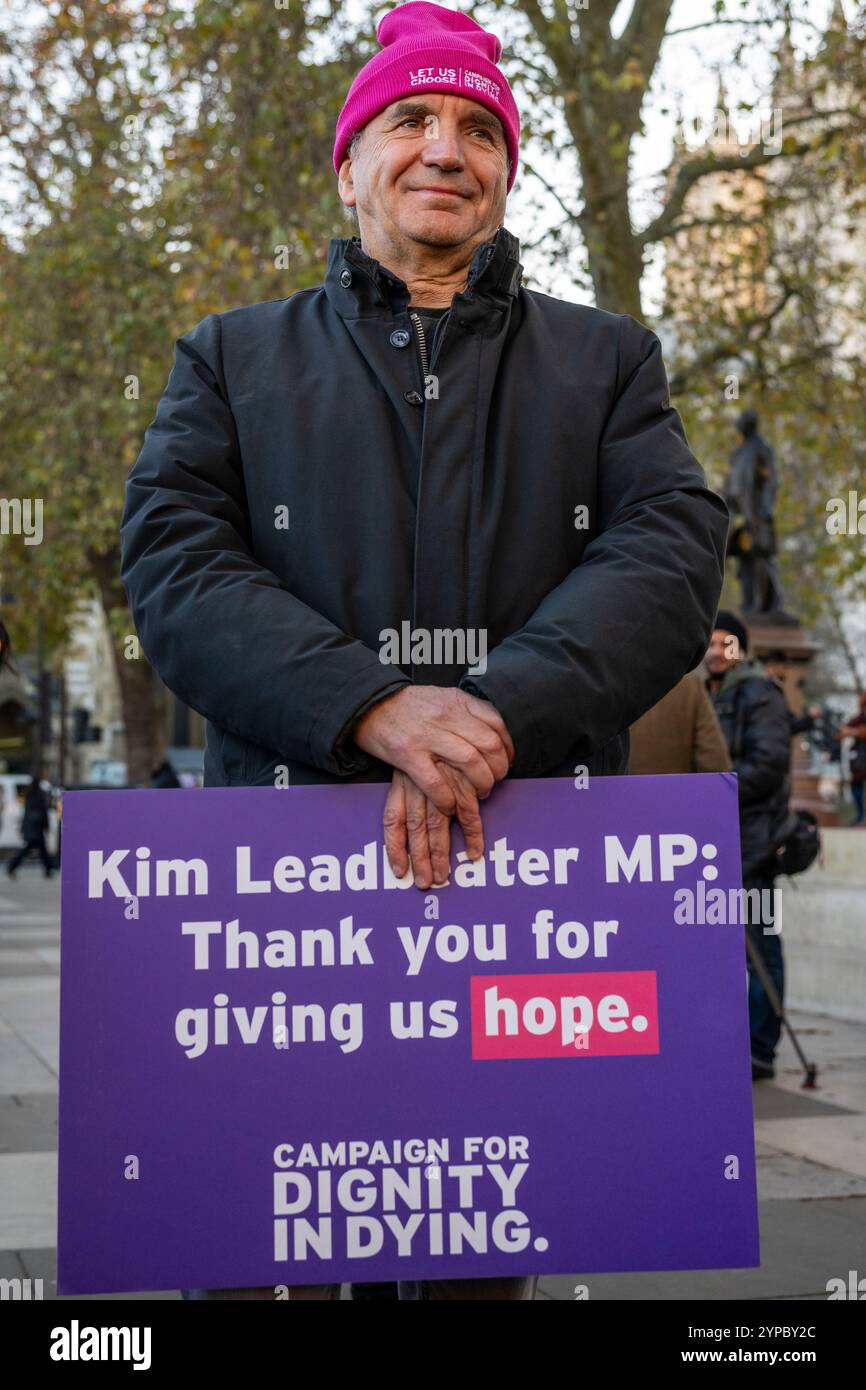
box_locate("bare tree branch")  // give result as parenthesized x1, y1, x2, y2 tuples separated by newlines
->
(666, 17, 797, 37)
(616, 0, 675, 73)
(667, 280, 802, 393)
(662, 211, 766, 236)
(507, 53, 559, 89)
(519, 212, 583, 255)
(640, 120, 859, 247)
(518, 0, 583, 82)
(521, 158, 583, 220)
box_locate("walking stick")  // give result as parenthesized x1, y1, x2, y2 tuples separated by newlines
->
(744, 931, 818, 1088)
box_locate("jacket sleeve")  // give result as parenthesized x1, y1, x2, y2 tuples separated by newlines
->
(692, 679, 733, 774)
(734, 682, 791, 805)
(460, 316, 730, 776)
(119, 313, 410, 776)
(788, 709, 814, 736)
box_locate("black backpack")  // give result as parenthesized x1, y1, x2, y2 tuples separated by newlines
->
(773, 808, 821, 877)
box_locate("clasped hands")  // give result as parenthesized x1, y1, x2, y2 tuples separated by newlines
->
(352, 686, 514, 890)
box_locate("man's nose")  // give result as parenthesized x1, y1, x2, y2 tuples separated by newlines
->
(419, 126, 466, 170)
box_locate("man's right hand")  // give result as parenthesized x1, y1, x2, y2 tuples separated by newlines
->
(352, 685, 514, 867)
(382, 767, 483, 889)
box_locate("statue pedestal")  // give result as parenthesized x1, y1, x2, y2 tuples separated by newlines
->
(749, 622, 839, 826)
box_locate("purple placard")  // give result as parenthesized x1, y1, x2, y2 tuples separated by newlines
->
(57, 773, 759, 1294)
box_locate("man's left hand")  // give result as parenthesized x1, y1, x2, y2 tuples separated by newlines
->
(383, 765, 485, 889)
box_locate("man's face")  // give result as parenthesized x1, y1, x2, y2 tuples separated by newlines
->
(338, 93, 509, 251)
(706, 628, 742, 677)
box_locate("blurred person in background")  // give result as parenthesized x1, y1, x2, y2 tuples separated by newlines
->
(763, 650, 821, 741)
(6, 776, 53, 879)
(705, 612, 791, 1080)
(150, 758, 181, 789)
(837, 691, 866, 825)
(629, 668, 731, 775)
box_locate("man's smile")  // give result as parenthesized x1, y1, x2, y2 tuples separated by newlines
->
(410, 186, 469, 198)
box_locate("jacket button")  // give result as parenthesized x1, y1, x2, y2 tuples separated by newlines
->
(390, 329, 411, 348)
(340, 268, 352, 287)
(403, 390, 423, 406)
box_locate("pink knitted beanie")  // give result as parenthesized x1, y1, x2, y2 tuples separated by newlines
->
(333, 2, 520, 191)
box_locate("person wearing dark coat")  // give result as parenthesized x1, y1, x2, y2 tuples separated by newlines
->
(763, 650, 822, 742)
(706, 612, 792, 1079)
(837, 691, 866, 824)
(150, 759, 181, 789)
(7, 778, 53, 878)
(119, 1, 729, 1301)
(628, 668, 731, 775)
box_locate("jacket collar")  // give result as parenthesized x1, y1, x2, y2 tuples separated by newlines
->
(717, 657, 767, 695)
(324, 224, 523, 320)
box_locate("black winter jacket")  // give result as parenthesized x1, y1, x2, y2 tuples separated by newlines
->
(708, 659, 792, 877)
(119, 225, 729, 790)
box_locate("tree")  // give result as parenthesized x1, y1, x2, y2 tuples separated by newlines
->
(487, 0, 866, 613)
(655, 13, 866, 619)
(0, 0, 177, 777)
(3, 0, 864, 775)
(495, 0, 866, 328)
(0, 0, 362, 782)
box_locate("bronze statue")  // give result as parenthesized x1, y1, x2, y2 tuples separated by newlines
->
(724, 409, 787, 618)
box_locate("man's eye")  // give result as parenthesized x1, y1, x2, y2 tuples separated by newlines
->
(397, 119, 493, 140)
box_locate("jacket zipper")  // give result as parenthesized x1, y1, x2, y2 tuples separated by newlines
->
(409, 311, 429, 380)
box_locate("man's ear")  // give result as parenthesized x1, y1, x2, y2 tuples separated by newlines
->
(337, 157, 356, 210)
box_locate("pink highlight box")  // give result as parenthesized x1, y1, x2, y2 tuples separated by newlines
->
(470, 970, 660, 1060)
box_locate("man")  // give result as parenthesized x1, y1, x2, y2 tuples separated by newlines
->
(6, 777, 53, 880)
(705, 612, 791, 1080)
(628, 669, 731, 775)
(837, 690, 866, 824)
(120, 2, 728, 1299)
(763, 650, 821, 741)
(149, 758, 181, 789)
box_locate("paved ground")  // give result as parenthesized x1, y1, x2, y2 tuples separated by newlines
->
(1, 870, 863, 1301)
